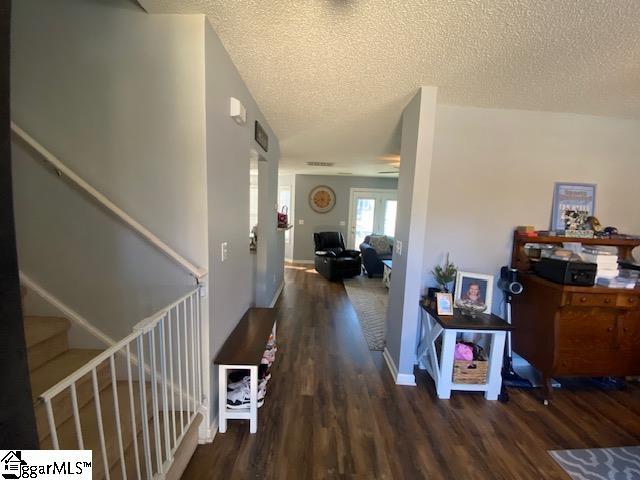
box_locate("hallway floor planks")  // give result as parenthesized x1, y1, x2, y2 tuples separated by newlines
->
(183, 264, 640, 479)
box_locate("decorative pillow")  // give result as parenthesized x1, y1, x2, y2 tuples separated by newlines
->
(368, 235, 392, 255)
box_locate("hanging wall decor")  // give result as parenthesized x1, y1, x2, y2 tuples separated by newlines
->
(255, 120, 269, 152)
(309, 185, 336, 213)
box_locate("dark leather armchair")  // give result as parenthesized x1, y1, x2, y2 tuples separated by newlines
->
(359, 235, 393, 278)
(313, 232, 361, 281)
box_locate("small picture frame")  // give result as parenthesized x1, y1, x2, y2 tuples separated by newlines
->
(454, 271, 494, 313)
(435, 292, 454, 316)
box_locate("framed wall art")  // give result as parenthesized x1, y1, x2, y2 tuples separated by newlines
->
(309, 185, 336, 213)
(551, 182, 596, 231)
(254, 120, 268, 152)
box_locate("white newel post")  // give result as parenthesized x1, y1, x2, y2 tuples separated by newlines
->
(197, 276, 213, 443)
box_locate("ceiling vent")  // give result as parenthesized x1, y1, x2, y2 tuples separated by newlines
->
(306, 161, 335, 167)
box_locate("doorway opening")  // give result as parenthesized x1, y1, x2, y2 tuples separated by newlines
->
(347, 188, 398, 249)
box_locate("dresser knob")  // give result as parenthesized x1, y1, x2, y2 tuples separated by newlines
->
(580, 297, 587, 303)
(624, 327, 629, 333)
(604, 298, 611, 304)
(607, 327, 613, 332)
(630, 297, 637, 304)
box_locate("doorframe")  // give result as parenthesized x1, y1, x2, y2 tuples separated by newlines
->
(347, 187, 397, 249)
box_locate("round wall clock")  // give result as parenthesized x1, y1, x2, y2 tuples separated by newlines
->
(309, 185, 336, 213)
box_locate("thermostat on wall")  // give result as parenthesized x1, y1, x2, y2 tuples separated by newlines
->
(230, 97, 246, 125)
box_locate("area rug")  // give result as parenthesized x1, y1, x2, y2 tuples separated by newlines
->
(549, 446, 640, 479)
(343, 275, 388, 351)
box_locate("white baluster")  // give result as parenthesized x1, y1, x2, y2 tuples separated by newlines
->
(125, 344, 142, 480)
(159, 316, 172, 462)
(109, 355, 127, 480)
(137, 335, 153, 480)
(69, 383, 83, 449)
(92, 368, 110, 480)
(44, 398, 59, 449)
(149, 328, 163, 475)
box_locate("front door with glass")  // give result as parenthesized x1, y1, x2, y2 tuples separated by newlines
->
(348, 189, 398, 249)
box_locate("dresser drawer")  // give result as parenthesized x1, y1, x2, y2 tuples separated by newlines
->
(617, 294, 640, 308)
(569, 293, 617, 307)
(557, 310, 617, 350)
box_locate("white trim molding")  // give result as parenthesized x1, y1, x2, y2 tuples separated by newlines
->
(11, 122, 207, 281)
(383, 347, 417, 386)
(269, 280, 285, 308)
(20, 271, 115, 347)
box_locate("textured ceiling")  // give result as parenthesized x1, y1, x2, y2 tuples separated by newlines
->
(139, 0, 640, 176)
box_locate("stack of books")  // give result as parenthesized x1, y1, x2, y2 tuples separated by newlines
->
(581, 247, 619, 279)
(581, 247, 638, 289)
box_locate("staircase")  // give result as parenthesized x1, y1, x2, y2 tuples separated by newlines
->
(24, 299, 203, 480)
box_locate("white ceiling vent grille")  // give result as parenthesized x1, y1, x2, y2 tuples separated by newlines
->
(306, 162, 335, 167)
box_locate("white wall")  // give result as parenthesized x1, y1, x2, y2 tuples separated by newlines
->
(11, 0, 207, 340)
(292, 174, 399, 261)
(423, 105, 640, 313)
(278, 173, 295, 261)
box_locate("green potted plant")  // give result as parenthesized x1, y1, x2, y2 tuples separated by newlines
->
(431, 253, 457, 293)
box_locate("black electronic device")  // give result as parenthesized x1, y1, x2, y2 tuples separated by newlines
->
(498, 266, 523, 295)
(533, 258, 596, 286)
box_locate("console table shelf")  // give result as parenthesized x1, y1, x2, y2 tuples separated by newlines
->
(214, 308, 277, 433)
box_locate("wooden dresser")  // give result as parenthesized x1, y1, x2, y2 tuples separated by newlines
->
(509, 231, 640, 402)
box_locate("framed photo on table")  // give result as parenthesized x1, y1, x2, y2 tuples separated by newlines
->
(454, 271, 494, 313)
(551, 182, 596, 231)
(435, 292, 453, 316)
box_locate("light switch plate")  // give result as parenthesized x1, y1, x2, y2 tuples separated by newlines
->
(299, 219, 304, 225)
(221, 242, 228, 262)
(339, 220, 346, 226)
(395, 239, 402, 255)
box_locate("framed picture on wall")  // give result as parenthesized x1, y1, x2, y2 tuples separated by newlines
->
(551, 182, 596, 231)
(454, 271, 494, 313)
(255, 120, 269, 152)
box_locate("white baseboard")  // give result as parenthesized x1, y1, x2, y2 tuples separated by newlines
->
(269, 280, 285, 308)
(383, 347, 416, 386)
(199, 416, 217, 444)
(291, 259, 314, 265)
(396, 373, 417, 386)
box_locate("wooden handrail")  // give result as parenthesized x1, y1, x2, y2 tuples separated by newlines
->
(11, 122, 207, 280)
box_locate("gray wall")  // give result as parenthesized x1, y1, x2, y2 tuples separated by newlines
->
(423, 105, 640, 314)
(293, 174, 398, 261)
(385, 87, 438, 379)
(203, 21, 282, 414)
(11, 0, 206, 340)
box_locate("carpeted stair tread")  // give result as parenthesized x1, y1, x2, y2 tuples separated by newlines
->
(30, 349, 104, 401)
(24, 316, 70, 348)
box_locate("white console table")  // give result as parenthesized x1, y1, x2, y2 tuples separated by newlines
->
(417, 303, 511, 400)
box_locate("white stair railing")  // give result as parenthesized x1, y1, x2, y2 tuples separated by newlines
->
(39, 288, 205, 480)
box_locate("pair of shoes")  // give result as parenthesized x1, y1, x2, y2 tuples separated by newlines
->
(226, 385, 266, 409)
(227, 377, 268, 410)
(228, 376, 268, 392)
(262, 349, 276, 365)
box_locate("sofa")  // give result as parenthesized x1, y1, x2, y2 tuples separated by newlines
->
(359, 235, 394, 278)
(313, 232, 362, 281)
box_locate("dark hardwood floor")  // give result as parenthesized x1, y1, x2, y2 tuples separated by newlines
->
(183, 264, 640, 479)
